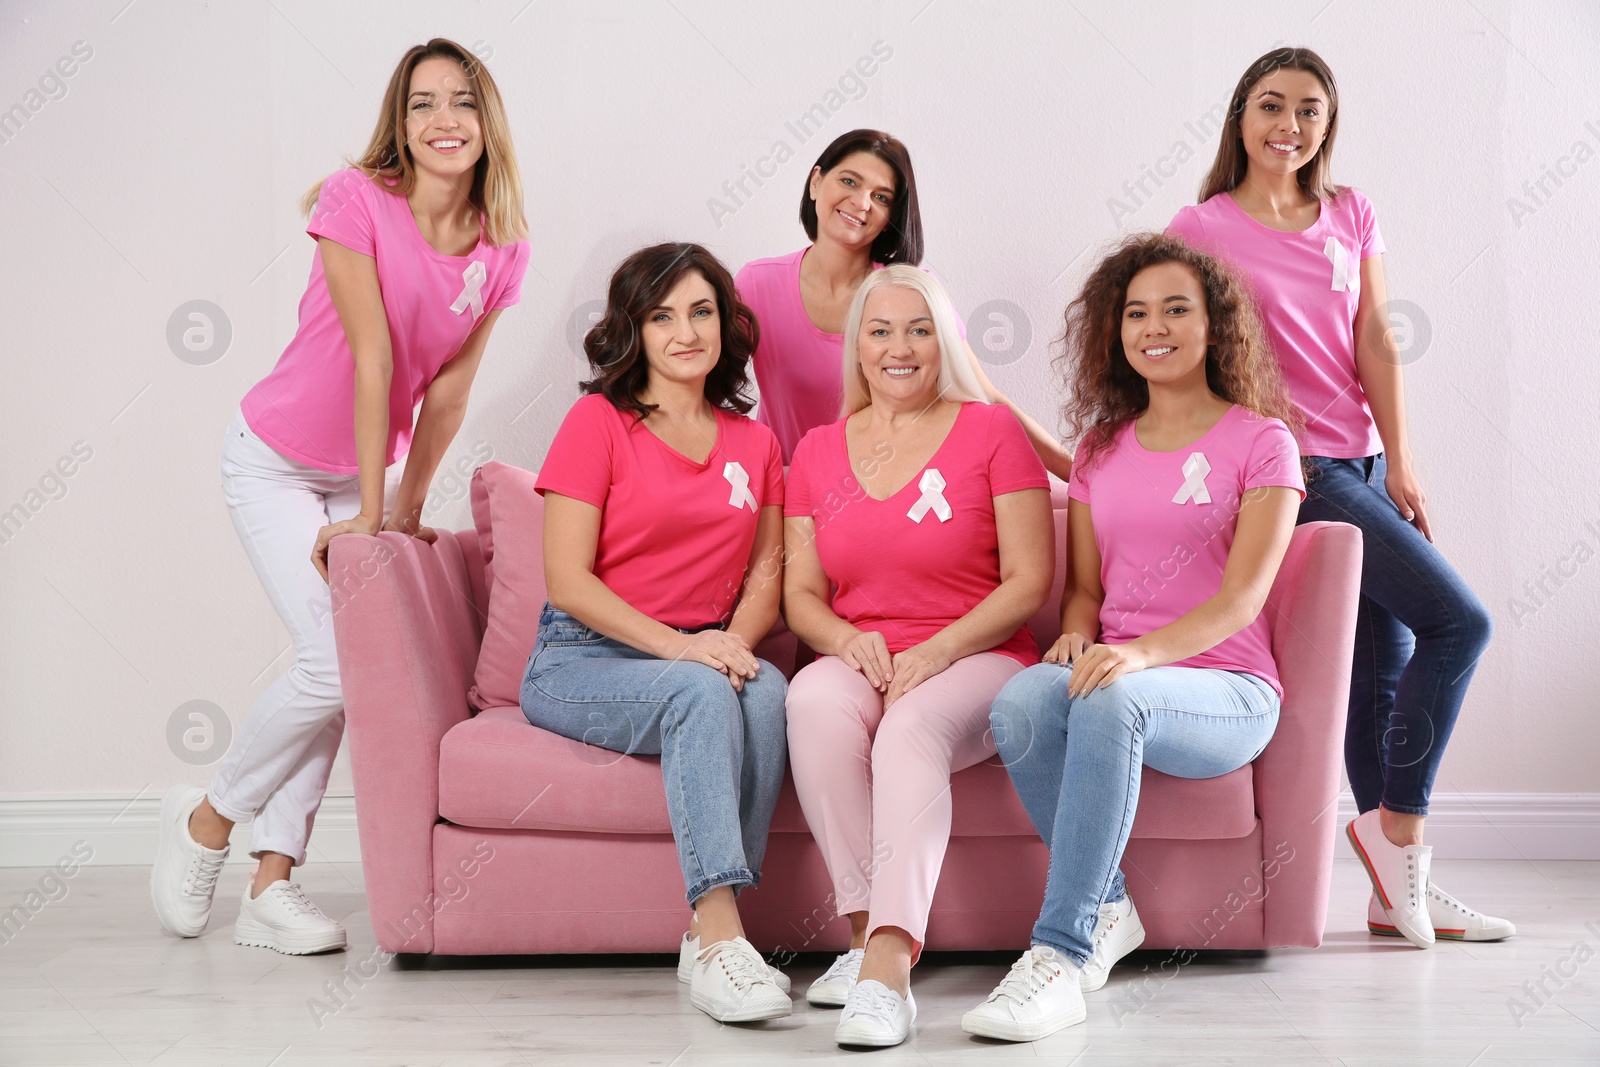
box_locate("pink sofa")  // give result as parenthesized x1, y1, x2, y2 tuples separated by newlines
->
(330, 462, 1361, 957)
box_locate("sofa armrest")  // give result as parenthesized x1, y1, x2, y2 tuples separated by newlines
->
(1255, 521, 1363, 947)
(329, 530, 481, 952)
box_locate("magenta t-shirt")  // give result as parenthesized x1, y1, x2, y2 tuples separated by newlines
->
(737, 248, 967, 463)
(240, 168, 532, 473)
(1068, 405, 1305, 695)
(1167, 190, 1385, 459)
(536, 393, 784, 631)
(786, 402, 1048, 666)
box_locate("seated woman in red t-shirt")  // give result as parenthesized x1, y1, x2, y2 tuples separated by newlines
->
(782, 266, 1055, 1048)
(521, 243, 791, 1024)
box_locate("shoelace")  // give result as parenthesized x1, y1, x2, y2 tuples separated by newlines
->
(843, 981, 905, 1022)
(183, 851, 225, 897)
(987, 950, 1061, 1005)
(1428, 886, 1477, 917)
(700, 942, 768, 991)
(818, 949, 863, 985)
(266, 883, 327, 919)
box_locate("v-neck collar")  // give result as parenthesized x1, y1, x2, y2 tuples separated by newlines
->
(636, 406, 723, 470)
(843, 403, 968, 503)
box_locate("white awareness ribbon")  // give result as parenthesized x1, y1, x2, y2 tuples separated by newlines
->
(906, 468, 953, 523)
(449, 260, 488, 320)
(1323, 237, 1356, 293)
(723, 461, 758, 512)
(1171, 452, 1212, 505)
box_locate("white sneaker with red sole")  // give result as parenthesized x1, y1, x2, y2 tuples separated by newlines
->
(1346, 809, 1434, 948)
(1368, 883, 1514, 942)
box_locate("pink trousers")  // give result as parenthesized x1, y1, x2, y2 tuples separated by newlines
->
(786, 652, 1026, 963)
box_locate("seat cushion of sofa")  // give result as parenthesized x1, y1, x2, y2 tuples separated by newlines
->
(439, 706, 812, 834)
(439, 707, 1256, 841)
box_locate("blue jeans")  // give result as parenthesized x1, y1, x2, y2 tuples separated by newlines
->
(518, 604, 789, 904)
(991, 663, 1280, 965)
(1298, 454, 1493, 817)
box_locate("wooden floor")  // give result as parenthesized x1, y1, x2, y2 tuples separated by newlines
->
(1, 858, 1596, 1065)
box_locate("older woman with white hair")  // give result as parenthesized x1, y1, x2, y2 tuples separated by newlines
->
(782, 266, 1055, 1047)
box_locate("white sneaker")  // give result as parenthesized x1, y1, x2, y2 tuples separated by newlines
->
(150, 785, 229, 937)
(676, 931, 790, 992)
(835, 979, 915, 1047)
(688, 936, 792, 1022)
(961, 945, 1086, 1042)
(1347, 809, 1434, 948)
(233, 880, 347, 955)
(806, 947, 865, 1007)
(1080, 896, 1145, 992)
(1368, 884, 1515, 942)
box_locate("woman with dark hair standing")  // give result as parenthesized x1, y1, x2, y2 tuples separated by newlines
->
(1168, 47, 1507, 948)
(964, 234, 1303, 1041)
(520, 243, 793, 1023)
(152, 38, 530, 954)
(737, 129, 1072, 478)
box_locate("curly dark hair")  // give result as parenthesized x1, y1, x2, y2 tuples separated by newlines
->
(799, 129, 923, 266)
(580, 243, 760, 422)
(1061, 232, 1302, 473)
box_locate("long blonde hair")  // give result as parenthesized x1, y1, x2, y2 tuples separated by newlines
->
(299, 38, 526, 247)
(840, 265, 988, 415)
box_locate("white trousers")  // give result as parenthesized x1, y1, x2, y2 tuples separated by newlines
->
(208, 410, 402, 864)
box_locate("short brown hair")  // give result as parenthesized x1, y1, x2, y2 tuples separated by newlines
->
(581, 243, 760, 422)
(800, 129, 923, 265)
(1198, 47, 1342, 205)
(1060, 233, 1301, 473)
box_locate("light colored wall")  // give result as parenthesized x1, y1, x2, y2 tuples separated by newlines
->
(3, 0, 1596, 810)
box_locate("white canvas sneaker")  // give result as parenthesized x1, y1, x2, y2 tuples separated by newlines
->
(233, 880, 347, 955)
(1368, 883, 1515, 942)
(676, 931, 790, 991)
(1080, 896, 1145, 992)
(806, 947, 865, 1007)
(1347, 809, 1434, 948)
(835, 979, 915, 1047)
(688, 936, 792, 1022)
(150, 785, 228, 937)
(962, 945, 1086, 1042)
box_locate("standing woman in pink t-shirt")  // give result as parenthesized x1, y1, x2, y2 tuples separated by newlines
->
(736, 128, 1072, 478)
(963, 235, 1305, 1042)
(783, 267, 1054, 1047)
(151, 39, 531, 954)
(1168, 47, 1506, 948)
(522, 243, 792, 1024)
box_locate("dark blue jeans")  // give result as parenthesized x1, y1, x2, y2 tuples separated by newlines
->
(1298, 454, 1493, 816)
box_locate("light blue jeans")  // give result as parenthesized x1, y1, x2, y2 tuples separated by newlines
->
(518, 604, 789, 905)
(991, 662, 1280, 964)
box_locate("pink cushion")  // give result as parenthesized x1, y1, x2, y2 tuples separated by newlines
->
(467, 462, 546, 710)
(439, 706, 813, 833)
(439, 708, 1256, 841)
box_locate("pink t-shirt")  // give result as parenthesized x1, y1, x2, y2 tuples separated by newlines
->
(737, 248, 967, 462)
(1167, 189, 1385, 459)
(786, 402, 1048, 666)
(536, 393, 784, 631)
(241, 168, 532, 473)
(1068, 405, 1305, 695)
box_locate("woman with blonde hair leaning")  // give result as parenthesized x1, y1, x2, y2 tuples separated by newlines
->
(152, 38, 530, 954)
(783, 266, 1054, 1047)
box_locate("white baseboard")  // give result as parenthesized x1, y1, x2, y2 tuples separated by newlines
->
(1335, 792, 1600, 861)
(0, 794, 363, 868)
(0, 792, 1596, 868)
